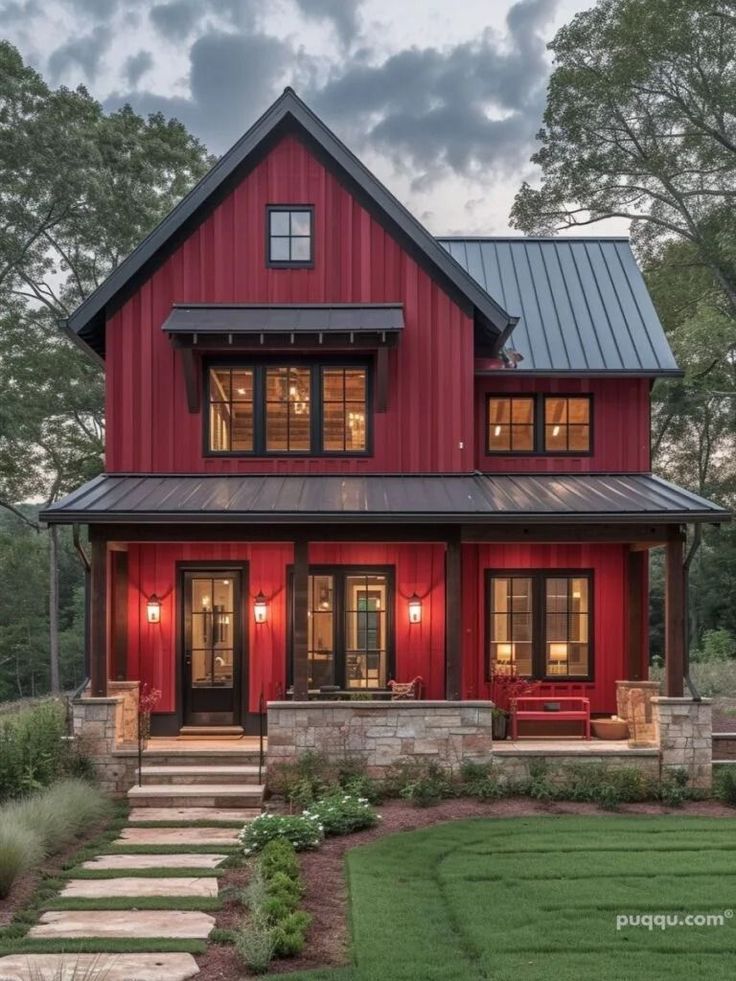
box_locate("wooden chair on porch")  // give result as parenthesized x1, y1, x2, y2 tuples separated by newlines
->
(388, 676, 424, 700)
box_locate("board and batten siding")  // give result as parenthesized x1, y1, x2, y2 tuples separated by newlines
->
(105, 133, 474, 475)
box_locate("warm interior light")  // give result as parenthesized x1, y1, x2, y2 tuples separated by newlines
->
(494, 425, 502, 437)
(552, 425, 560, 437)
(254, 591, 268, 624)
(548, 643, 568, 674)
(496, 643, 514, 664)
(146, 594, 161, 624)
(408, 593, 422, 624)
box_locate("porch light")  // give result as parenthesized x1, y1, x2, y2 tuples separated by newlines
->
(408, 594, 422, 624)
(146, 594, 161, 624)
(254, 591, 268, 624)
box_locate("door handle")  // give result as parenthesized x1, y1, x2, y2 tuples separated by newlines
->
(185, 651, 192, 666)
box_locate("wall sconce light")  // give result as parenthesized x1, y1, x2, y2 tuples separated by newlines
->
(408, 593, 422, 624)
(254, 591, 268, 624)
(146, 594, 161, 624)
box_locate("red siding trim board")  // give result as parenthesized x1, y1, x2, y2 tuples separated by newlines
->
(105, 134, 475, 475)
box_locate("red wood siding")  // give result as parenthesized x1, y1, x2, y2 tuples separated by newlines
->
(105, 134, 474, 474)
(475, 375, 651, 472)
(124, 541, 446, 716)
(462, 542, 628, 714)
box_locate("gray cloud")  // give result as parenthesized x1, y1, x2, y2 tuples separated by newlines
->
(293, 0, 363, 45)
(59, 0, 119, 18)
(47, 24, 113, 81)
(123, 49, 153, 85)
(111, 31, 291, 152)
(313, 0, 556, 186)
(0, 0, 41, 23)
(149, 0, 200, 40)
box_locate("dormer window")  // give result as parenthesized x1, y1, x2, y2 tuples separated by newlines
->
(267, 206, 313, 267)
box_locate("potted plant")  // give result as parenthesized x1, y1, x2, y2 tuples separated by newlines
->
(489, 670, 539, 740)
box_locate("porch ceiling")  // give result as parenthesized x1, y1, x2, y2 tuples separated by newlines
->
(40, 472, 729, 525)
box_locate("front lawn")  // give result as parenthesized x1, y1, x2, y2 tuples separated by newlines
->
(292, 815, 736, 981)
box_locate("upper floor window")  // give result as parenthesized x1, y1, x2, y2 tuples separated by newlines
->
(267, 206, 313, 267)
(486, 393, 592, 455)
(207, 362, 369, 455)
(487, 570, 592, 681)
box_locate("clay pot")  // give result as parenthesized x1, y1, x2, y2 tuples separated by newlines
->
(591, 718, 629, 740)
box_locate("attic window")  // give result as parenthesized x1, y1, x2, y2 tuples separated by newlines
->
(267, 206, 313, 267)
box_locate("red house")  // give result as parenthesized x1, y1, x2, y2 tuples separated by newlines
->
(42, 89, 727, 739)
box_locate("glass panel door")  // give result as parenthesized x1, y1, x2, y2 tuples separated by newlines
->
(344, 574, 388, 689)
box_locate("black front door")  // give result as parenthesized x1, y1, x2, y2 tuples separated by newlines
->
(182, 568, 244, 726)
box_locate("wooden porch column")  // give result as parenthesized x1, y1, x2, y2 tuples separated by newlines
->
(445, 531, 462, 700)
(90, 537, 109, 697)
(665, 527, 686, 697)
(626, 549, 645, 681)
(292, 536, 309, 700)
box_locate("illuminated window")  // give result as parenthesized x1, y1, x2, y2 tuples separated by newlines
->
(487, 396, 535, 452)
(544, 396, 591, 453)
(207, 363, 369, 455)
(487, 571, 592, 680)
(267, 206, 313, 266)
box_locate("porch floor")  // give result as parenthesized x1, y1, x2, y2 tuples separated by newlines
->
(145, 736, 263, 754)
(494, 739, 658, 755)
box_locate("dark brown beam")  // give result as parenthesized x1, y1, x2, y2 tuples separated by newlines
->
(375, 346, 389, 412)
(90, 523, 460, 545)
(179, 347, 200, 413)
(460, 524, 670, 544)
(445, 531, 462, 700)
(292, 537, 309, 700)
(626, 548, 645, 681)
(665, 527, 686, 697)
(111, 550, 128, 681)
(90, 538, 108, 697)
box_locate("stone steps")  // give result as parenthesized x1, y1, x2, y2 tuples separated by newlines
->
(137, 764, 263, 785)
(81, 852, 229, 870)
(129, 806, 260, 823)
(142, 750, 263, 767)
(115, 826, 240, 847)
(29, 910, 215, 940)
(0, 953, 200, 980)
(61, 876, 220, 899)
(128, 782, 265, 809)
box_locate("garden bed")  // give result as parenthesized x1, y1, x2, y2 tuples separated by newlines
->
(195, 796, 736, 980)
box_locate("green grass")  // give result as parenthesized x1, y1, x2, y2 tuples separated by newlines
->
(43, 896, 223, 912)
(290, 815, 736, 981)
(0, 938, 207, 956)
(60, 866, 227, 879)
(104, 843, 236, 855)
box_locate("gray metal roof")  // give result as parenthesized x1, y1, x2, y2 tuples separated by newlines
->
(64, 89, 514, 362)
(40, 473, 727, 525)
(162, 303, 404, 336)
(438, 237, 680, 375)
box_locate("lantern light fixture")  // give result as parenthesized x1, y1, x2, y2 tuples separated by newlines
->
(146, 594, 161, 624)
(254, 591, 268, 624)
(408, 593, 422, 624)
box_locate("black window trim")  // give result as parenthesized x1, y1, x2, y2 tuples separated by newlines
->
(204, 356, 373, 458)
(485, 393, 594, 457)
(484, 568, 594, 683)
(286, 564, 396, 691)
(266, 204, 315, 269)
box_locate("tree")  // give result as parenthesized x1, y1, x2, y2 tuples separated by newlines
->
(511, 0, 736, 314)
(0, 41, 213, 694)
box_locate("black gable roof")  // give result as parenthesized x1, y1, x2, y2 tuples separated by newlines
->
(64, 88, 516, 362)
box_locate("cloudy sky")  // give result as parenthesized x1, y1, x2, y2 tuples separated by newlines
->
(0, 0, 612, 235)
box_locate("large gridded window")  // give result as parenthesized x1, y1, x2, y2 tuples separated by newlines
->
(297, 568, 393, 691)
(487, 571, 592, 680)
(267, 206, 313, 266)
(487, 396, 535, 452)
(206, 363, 369, 455)
(486, 394, 592, 455)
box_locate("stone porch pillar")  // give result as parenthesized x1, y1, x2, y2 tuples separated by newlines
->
(652, 696, 712, 790)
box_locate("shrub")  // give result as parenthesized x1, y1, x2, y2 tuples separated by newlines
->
(271, 910, 312, 957)
(259, 837, 301, 878)
(303, 792, 379, 836)
(234, 922, 275, 974)
(715, 767, 736, 806)
(239, 813, 324, 855)
(268, 751, 332, 807)
(691, 628, 736, 663)
(0, 700, 80, 802)
(0, 823, 44, 898)
(459, 762, 506, 801)
(398, 761, 455, 807)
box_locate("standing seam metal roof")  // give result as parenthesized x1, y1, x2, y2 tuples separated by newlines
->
(438, 237, 680, 375)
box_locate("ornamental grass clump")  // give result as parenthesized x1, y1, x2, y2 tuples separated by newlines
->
(303, 792, 379, 836)
(239, 812, 324, 855)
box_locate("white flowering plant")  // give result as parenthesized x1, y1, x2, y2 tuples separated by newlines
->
(302, 792, 379, 837)
(239, 812, 324, 855)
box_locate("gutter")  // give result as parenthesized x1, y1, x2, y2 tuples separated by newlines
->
(683, 523, 703, 701)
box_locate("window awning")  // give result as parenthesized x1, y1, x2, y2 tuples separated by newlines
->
(162, 304, 404, 345)
(40, 473, 729, 526)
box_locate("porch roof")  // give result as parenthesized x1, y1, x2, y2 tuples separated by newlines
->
(40, 472, 728, 525)
(161, 303, 405, 337)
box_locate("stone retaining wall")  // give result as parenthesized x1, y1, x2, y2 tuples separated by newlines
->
(491, 750, 661, 784)
(71, 688, 139, 796)
(653, 696, 712, 789)
(267, 700, 494, 779)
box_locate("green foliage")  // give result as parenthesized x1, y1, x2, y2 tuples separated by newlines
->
(268, 751, 332, 808)
(692, 628, 736, 663)
(259, 838, 301, 879)
(233, 922, 275, 974)
(458, 761, 505, 801)
(238, 813, 324, 855)
(714, 767, 736, 806)
(397, 761, 456, 808)
(303, 792, 380, 835)
(650, 658, 736, 697)
(0, 823, 44, 898)
(0, 699, 90, 801)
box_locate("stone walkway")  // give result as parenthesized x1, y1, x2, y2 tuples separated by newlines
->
(0, 806, 254, 981)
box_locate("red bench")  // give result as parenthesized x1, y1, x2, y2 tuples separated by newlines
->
(510, 696, 591, 740)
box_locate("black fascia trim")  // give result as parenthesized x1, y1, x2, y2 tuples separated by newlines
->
(66, 89, 514, 360)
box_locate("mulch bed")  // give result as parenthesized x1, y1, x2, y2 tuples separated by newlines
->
(195, 796, 736, 980)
